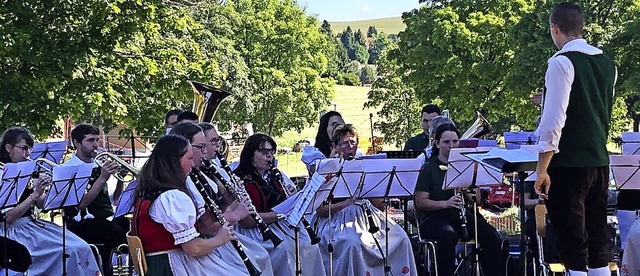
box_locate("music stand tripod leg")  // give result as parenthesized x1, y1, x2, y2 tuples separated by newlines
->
(518, 171, 528, 276)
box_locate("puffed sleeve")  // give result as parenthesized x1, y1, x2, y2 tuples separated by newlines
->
(149, 190, 200, 245)
(301, 146, 326, 171)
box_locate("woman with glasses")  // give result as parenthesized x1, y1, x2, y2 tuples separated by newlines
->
(0, 127, 100, 275)
(310, 124, 417, 276)
(234, 133, 326, 276)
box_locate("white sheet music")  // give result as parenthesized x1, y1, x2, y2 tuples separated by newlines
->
(609, 155, 640, 190)
(0, 161, 36, 208)
(358, 159, 421, 198)
(443, 148, 502, 190)
(272, 172, 336, 226)
(622, 132, 640, 155)
(114, 179, 138, 217)
(43, 163, 94, 211)
(29, 141, 67, 164)
(503, 132, 538, 149)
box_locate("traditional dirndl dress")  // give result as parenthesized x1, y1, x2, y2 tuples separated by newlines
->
(313, 200, 417, 276)
(135, 190, 250, 275)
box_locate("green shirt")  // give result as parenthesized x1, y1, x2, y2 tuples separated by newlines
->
(404, 133, 429, 151)
(414, 157, 456, 225)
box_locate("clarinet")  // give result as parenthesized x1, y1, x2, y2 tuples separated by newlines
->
(364, 204, 380, 233)
(455, 189, 470, 241)
(200, 158, 283, 248)
(190, 172, 262, 276)
(269, 163, 321, 245)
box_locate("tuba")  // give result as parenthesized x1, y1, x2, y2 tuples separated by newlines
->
(461, 111, 493, 139)
(190, 81, 232, 157)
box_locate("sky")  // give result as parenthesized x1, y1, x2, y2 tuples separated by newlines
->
(298, 0, 422, 22)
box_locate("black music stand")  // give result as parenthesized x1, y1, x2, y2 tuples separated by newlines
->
(0, 161, 36, 276)
(30, 141, 67, 165)
(114, 179, 138, 218)
(42, 163, 95, 276)
(464, 148, 537, 276)
(273, 171, 337, 276)
(356, 159, 421, 276)
(377, 151, 423, 159)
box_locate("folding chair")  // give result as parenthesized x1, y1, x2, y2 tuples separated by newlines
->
(126, 231, 147, 276)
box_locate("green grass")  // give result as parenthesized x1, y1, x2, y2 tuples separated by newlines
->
(329, 17, 405, 35)
(275, 85, 397, 177)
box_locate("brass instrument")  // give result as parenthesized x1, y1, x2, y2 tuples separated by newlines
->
(190, 172, 262, 276)
(190, 81, 232, 158)
(461, 111, 493, 139)
(270, 163, 321, 245)
(200, 157, 283, 247)
(113, 244, 132, 276)
(94, 150, 139, 182)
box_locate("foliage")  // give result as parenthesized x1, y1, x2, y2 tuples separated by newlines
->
(368, 32, 393, 64)
(359, 65, 377, 85)
(337, 72, 361, 86)
(367, 26, 378, 37)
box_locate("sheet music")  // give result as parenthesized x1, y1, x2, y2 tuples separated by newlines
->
(358, 159, 421, 198)
(0, 161, 36, 208)
(43, 163, 94, 211)
(609, 155, 640, 190)
(272, 172, 336, 225)
(29, 141, 67, 164)
(443, 148, 502, 190)
(621, 132, 640, 155)
(517, 145, 539, 181)
(503, 132, 538, 149)
(114, 179, 138, 217)
(317, 159, 364, 199)
(465, 148, 538, 173)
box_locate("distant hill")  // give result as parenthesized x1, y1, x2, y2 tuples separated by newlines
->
(330, 17, 404, 35)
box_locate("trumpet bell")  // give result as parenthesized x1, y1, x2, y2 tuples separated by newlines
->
(462, 111, 493, 139)
(94, 151, 139, 182)
(190, 81, 232, 124)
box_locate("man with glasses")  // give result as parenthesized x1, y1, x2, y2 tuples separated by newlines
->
(62, 123, 127, 276)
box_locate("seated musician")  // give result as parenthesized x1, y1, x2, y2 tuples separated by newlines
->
(311, 124, 417, 276)
(170, 122, 274, 274)
(404, 104, 441, 152)
(0, 127, 100, 275)
(414, 123, 506, 276)
(132, 134, 247, 275)
(198, 122, 275, 276)
(164, 109, 182, 135)
(62, 123, 129, 276)
(622, 217, 640, 276)
(234, 133, 327, 276)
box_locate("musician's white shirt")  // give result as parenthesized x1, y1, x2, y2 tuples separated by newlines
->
(148, 189, 200, 244)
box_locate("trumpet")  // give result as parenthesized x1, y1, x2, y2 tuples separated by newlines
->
(31, 158, 59, 177)
(94, 150, 139, 182)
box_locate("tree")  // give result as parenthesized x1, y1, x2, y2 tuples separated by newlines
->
(368, 32, 393, 64)
(354, 44, 370, 64)
(360, 65, 377, 85)
(340, 26, 357, 61)
(355, 29, 366, 45)
(367, 26, 378, 37)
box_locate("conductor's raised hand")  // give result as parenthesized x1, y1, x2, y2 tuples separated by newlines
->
(534, 172, 550, 200)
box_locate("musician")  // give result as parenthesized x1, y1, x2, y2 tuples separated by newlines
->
(414, 123, 505, 276)
(62, 123, 128, 276)
(311, 124, 417, 276)
(534, 3, 616, 275)
(234, 133, 326, 276)
(302, 112, 362, 174)
(177, 111, 199, 124)
(132, 134, 247, 275)
(0, 127, 100, 275)
(198, 122, 275, 276)
(164, 109, 182, 134)
(417, 115, 455, 164)
(404, 104, 441, 151)
(170, 122, 273, 274)
(622, 218, 640, 276)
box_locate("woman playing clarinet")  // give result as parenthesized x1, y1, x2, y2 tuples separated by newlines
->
(234, 134, 326, 276)
(132, 134, 248, 275)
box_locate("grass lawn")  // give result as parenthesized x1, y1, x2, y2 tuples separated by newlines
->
(329, 17, 405, 35)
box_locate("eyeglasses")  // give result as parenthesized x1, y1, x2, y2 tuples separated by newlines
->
(257, 148, 276, 155)
(338, 140, 358, 149)
(209, 137, 222, 145)
(191, 143, 207, 154)
(11, 144, 31, 153)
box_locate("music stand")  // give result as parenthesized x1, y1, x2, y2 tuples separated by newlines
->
(0, 161, 35, 276)
(503, 132, 538, 149)
(377, 151, 423, 159)
(464, 148, 537, 276)
(355, 159, 421, 276)
(621, 132, 640, 155)
(114, 179, 139, 218)
(29, 141, 67, 164)
(42, 163, 95, 276)
(609, 155, 640, 190)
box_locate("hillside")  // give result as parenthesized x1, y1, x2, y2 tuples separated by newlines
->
(329, 17, 404, 35)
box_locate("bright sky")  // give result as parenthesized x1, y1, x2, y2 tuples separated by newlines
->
(298, 0, 421, 22)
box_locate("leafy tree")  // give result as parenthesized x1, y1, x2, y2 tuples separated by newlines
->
(355, 29, 366, 45)
(368, 32, 393, 64)
(340, 26, 357, 60)
(354, 44, 370, 64)
(344, 60, 361, 75)
(360, 65, 377, 85)
(367, 26, 378, 37)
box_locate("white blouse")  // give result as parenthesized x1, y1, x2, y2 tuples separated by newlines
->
(149, 190, 200, 245)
